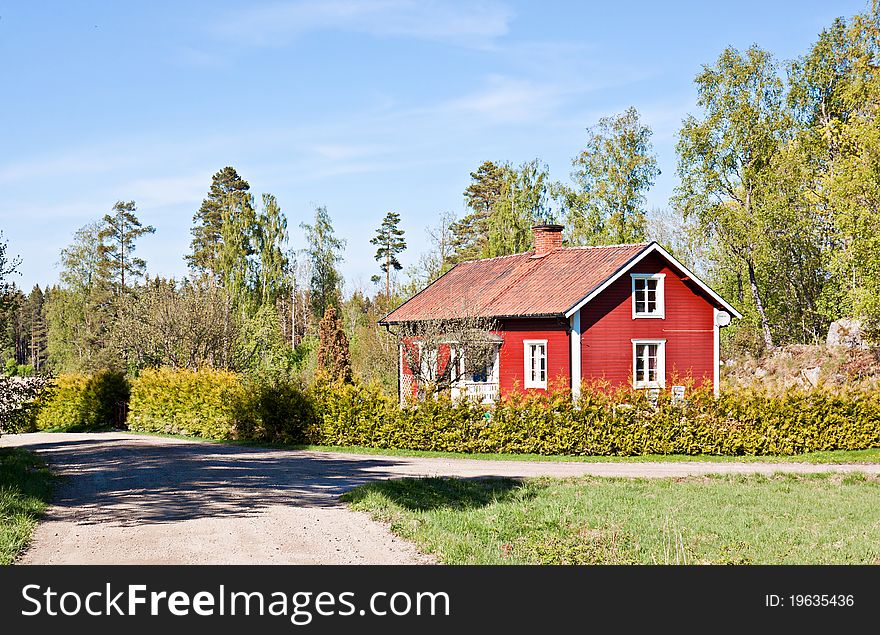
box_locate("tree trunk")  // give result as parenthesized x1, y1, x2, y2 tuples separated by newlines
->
(747, 259, 774, 350)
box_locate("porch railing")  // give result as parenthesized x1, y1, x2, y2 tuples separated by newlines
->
(458, 381, 499, 404)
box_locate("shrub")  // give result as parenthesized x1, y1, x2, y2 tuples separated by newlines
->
(124, 368, 880, 457)
(0, 375, 49, 433)
(237, 376, 315, 444)
(128, 368, 244, 439)
(35, 371, 129, 431)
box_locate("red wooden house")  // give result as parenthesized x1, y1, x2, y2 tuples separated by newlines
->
(379, 224, 740, 403)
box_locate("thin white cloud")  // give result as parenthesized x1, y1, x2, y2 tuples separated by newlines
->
(439, 75, 565, 124)
(212, 0, 513, 47)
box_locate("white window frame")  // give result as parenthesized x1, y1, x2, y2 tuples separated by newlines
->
(631, 273, 666, 319)
(523, 339, 548, 389)
(631, 339, 666, 389)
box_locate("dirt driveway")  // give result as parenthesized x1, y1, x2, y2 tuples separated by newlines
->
(3, 432, 878, 565)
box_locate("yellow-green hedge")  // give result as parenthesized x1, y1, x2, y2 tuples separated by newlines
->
(122, 369, 880, 456)
(307, 381, 880, 456)
(36, 371, 129, 431)
(127, 368, 247, 440)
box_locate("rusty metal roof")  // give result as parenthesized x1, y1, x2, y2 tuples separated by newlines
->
(380, 242, 651, 324)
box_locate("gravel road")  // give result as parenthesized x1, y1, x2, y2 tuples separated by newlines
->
(2, 432, 878, 565)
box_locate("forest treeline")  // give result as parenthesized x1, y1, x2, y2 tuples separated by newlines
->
(1, 6, 879, 393)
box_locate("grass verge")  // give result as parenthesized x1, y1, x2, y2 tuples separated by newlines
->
(343, 473, 880, 564)
(0, 447, 55, 564)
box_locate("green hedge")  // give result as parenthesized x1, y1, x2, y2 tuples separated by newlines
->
(307, 382, 880, 456)
(127, 368, 247, 439)
(122, 368, 880, 456)
(35, 371, 130, 431)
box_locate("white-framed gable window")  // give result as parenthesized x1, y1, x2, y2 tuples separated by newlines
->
(632, 339, 666, 389)
(631, 273, 666, 318)
(523, 340, 548, 389)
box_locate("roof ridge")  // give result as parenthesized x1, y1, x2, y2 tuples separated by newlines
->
(456, 242, 650, 265)
(560, 242, 651, 250)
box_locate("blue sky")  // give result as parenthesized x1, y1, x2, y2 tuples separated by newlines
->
(0, 0, 868, 293)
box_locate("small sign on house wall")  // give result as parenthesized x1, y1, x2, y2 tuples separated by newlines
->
(671, 385, 686, 405)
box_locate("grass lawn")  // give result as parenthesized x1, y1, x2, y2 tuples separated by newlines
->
(119, 431, 880, 464)
(343, 473, 880, 564)
(0, 448, 55, 565)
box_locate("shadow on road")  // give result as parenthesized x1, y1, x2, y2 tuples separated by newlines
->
(17, 436, 416, 526)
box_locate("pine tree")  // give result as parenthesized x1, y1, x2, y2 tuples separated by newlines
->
(316, 305, 352, 383)
(451, 161, 507, 262)
(370, 211, 406, 298)
(188, 167, 252, 280)
(98, 200, 155, 296)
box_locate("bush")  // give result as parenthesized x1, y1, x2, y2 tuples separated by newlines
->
(307, 381, 880, 456)
(128, 368, 245, 439)
(124, 368, 880, 457)
(128, 369, 313, 442)
(236, 376, 315, 444)
(0, 375, 49, 433)
(35, 371, 129, 431)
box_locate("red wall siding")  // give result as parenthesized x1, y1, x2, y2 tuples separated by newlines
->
(580, 252, 715, 389)
(497, 318, 570, 395)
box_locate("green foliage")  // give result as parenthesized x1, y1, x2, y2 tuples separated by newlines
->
(370, 211, 406, 297)
(256, 193, 289, 307)
(558, 106, 659, 246)
(121, 367, 880, 456)
(127, 368, 313, 443)
(450, 159, 551, 262)
(0, 447, 55, 564)
(236, 376, 315, 444)
(188, 166, 252, 280)
(98, 200, 155, 295)
(485, 159, 551, 257)
(128, 368, 245, 439)
(35, 370, 129, 431)
(301, 206, 345, 320)
(310, 382, 880, 456)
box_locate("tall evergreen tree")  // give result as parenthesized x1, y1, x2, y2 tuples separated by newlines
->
(450, 161, 508, 262)
(558, 107, 659, 245)
(98, 200, 155, 296)
(486, 159, 550, 257)
(188, 167, 252, 280)
(301, 206, 345, 321)
(370, 211, 406, 298)
(0, 231, 21, 303)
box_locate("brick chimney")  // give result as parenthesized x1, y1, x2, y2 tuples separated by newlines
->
(531, 224, 564, 256)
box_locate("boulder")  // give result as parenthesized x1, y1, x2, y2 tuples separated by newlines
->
(826, 319, 867, 349)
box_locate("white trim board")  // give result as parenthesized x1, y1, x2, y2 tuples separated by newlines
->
(564, 242, 743, 319)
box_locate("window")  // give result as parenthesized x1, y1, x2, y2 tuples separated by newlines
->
(631, 274, 665, 318)
(632, 339, 666, 388)
(524, 340, 548, 389)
